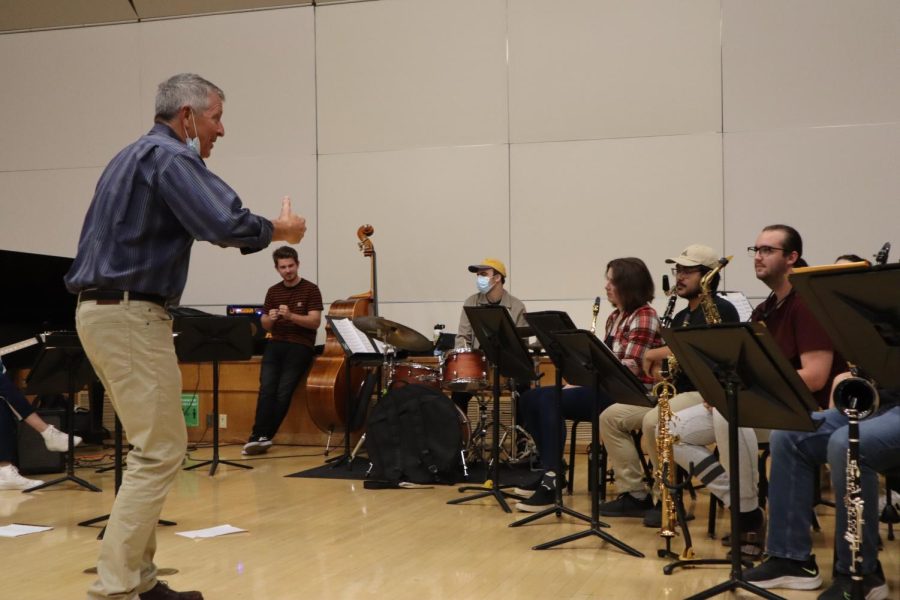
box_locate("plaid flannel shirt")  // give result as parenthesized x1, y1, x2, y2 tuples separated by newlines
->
(604, 304, 662, 384)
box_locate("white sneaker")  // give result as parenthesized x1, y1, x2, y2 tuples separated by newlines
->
(41, 424, 82, 452)
(0, 465, 43, 491)
(258, 437, 272, 450)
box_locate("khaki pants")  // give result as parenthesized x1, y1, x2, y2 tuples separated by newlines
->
(76, 299, 186, 600)
(599, 391, 703, 495)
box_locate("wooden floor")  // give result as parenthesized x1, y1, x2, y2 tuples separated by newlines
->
(2, 443, 898, 600)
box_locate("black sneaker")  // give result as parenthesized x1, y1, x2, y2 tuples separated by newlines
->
(642, 502, 695, 528)
(512, 471, 546, 496)
(515, 471, 556, 513)
(242, 436, 269, 456)
(817, 562, 890, 600)
(743, 555, 823, 590)
(598, 492, 653, 517)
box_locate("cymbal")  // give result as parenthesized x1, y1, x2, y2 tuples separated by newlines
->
(352, 316, 433, 352)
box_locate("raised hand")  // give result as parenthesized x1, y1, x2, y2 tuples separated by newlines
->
(272, 196, 307, 244)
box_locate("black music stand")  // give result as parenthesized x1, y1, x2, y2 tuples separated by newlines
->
(528, 329, 648, 557)
(175, 315, 253, 476)
(447, 306, 535, 512)
(325, 316, 383, 469)
(24, 332, 101, 493)
(664, 323, 819, 600)
(509, 311, 591, 529)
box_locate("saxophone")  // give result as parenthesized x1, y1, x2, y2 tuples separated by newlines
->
(698, 256, 732, 325)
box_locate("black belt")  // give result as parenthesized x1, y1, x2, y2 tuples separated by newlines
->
(79, 289, 167, 307)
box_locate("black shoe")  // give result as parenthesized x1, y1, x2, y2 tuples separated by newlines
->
(817, 562, 890, 600)
(743, 555, 823, 590)
(642, 502, 695, 528)
(515, 471, 557, 513)
(242, 436, 270, 456)
(139, 581, 204, 600)
(598, 492, 653, 517)
(513, 471, 564, 496)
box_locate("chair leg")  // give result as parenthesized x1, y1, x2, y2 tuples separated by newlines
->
(758, 446, 770, 510)
(708, 496, 720, 539)
(599, 441, 608, 502)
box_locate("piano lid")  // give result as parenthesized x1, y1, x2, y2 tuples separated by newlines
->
(0, 249, 76, 369)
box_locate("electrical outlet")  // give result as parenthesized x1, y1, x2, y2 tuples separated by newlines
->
(219, 414, 227, 428)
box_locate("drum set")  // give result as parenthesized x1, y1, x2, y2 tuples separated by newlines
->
(352, 316, 537, 467)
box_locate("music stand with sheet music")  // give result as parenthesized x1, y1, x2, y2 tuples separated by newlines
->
(175, 315, 253, 476)
(529, 328, 649, 557)
(447, 306, 535, 512)
(23, 331, 101, 493)
(663, 322, 819, 600)
(325, 316, 383, 468)
(508, 311, 591, 529)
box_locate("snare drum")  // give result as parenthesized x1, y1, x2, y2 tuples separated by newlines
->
(389, 362, 440, 390)
(441, 348, 489, 392)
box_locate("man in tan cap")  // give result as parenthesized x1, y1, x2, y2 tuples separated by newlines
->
(451, 258, 528, 414)
(598, 244, 740, 525)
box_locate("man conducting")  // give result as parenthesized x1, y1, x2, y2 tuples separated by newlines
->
(65, 73, 306, 600)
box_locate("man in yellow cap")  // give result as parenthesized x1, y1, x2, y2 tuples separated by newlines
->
(451, 258, 528, 415)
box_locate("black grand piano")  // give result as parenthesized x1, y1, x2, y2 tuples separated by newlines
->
(0, 249, 105, 442)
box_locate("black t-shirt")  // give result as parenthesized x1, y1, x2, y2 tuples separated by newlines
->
(668, 295, 741, 392)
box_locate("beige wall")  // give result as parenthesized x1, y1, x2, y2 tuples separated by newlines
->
(1, 0, 898, 343)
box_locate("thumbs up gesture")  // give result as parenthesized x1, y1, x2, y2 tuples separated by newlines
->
(272, 196, 306, 244)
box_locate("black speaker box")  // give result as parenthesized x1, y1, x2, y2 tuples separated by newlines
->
(16, 409, 66, 475)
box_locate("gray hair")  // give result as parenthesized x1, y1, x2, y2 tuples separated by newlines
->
(154, 73, 225, 120)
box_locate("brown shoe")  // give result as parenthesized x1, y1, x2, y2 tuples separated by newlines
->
(139, 581, 204, 600)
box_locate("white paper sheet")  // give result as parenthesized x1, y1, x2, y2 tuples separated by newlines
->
(0, 524, 53, 537)
(332, 318, 378, 354)
(175, 524, 246, 539)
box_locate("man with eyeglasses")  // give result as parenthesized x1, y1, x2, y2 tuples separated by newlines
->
(598, 244, 739, 523)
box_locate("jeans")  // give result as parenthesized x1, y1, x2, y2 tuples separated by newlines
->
(519, 385, 613, 473)
(251, 341, 315, 440)
(766, 405, 900, 575)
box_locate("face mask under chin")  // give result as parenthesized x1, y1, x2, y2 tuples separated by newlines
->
(185, 109, 201, 156)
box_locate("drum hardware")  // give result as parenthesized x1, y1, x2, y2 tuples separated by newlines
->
(353, 316, 432, 353)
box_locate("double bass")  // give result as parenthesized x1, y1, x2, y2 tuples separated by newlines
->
(306, 225, 378, 436)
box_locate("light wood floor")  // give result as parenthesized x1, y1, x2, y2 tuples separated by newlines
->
(2, 443, 898, 600)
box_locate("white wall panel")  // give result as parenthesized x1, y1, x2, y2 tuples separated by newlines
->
(723, 0, 900, 132)
(138, 7, 317, 159)
(316, 0, 508, 154)
(180, 153, 318, 306)
(318, 144, 509, 304)
(0, 168, 103, 257)
(0, 25, 141, 172)
(508, 0, 722, 143)
(723, 124, 900, 300)
(511, 134, 724, 301)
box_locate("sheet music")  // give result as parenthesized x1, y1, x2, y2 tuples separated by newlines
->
(719, 291, 754, 322)
(331, 318, 378, 354)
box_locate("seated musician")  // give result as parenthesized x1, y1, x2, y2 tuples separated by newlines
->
(1, 356, 82, 490)
(243, 246, 322, 455)
(451, 258, 527, 415)
(598, 244, 739, 525)
(743, 381, 899, 600)
(515, 257, 661, 512)
(667, 225, 843, 559)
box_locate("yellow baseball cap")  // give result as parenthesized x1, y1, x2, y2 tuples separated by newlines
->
(468, 258, 507, 278)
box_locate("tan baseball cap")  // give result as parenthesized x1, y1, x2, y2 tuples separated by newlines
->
(665, 244, 719, 269)
(468, 258, 507, 278)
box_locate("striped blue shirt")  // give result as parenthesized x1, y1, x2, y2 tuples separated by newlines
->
(65, 123, 273, 302)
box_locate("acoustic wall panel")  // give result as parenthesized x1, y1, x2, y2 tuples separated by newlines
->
(316, 0, 509, 154)
(510, 134, 724, 301)
(723, 0, 900, 132)
(508, 0, 722, 143)
(317, 144, 509, 305)
(0, 25, 142, 172)
(723, 123, 900, 300)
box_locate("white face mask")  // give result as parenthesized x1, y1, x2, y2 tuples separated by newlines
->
(185, 109, 201, 156)
(476, 275, 493, 294)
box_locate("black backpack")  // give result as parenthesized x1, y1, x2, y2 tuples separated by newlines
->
(366, 384, 463, 485)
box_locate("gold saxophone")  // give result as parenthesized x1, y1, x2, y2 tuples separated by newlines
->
(698, 256, 732, 325)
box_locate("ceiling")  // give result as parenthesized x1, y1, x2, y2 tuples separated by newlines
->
(0, 0, 363, 33)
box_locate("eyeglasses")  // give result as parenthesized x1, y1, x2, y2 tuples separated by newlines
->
(671, 266, 703, 277)
(747, 246, 787, 257)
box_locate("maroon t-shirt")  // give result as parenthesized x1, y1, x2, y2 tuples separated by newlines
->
(751, 289, 844, 409)
(264, 279, 324, 347)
